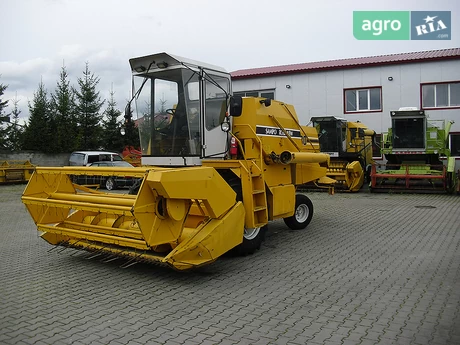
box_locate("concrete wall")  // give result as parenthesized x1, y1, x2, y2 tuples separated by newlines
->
(0, 152, 70, 167)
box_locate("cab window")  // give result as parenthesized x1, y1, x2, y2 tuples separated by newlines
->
(205, 75, 229, 130)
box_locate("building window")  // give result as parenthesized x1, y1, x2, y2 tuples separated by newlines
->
(372, 133, 382, 159)
(421, 82, 460, 109)
(234, 90, 275, 100)
(450, 133, 460, 156)
(344, 87, 382, 113)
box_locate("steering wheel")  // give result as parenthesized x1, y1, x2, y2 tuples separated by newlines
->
(165, 108, 176, 116)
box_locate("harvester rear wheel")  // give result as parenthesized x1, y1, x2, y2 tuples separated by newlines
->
(230, 225, 267, 256)
(284, 194, 313, 230)
(227, 178, 266, 256)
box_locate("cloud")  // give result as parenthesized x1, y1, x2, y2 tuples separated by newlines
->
(0, 58, 54, 88)
(0, 58, 56, 119)
(0, 45, 134, 120)
(57, 44, 86, 60)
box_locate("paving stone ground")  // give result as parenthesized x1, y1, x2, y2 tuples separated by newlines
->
(0, 183, 459, 345)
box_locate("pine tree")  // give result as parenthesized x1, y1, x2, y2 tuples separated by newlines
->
(123, 102, 140, 149)
(23, 81, 53, 152)
(5, 97, 24, 151)
(0, 81, 9, 150)
(138, 101, 152, 153)
(73, 62, 105, 150)
(101, 89, 124, 152)
(50, 65, 78, 153)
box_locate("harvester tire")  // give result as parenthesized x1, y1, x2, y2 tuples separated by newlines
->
(365, 165, 372, 184)
(230, 225, 267, 256)
(284, 194, 313, 230)
(227, 178, 266, 256)
(104, 177, 116, 191)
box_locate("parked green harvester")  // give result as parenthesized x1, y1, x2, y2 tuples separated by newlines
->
(370, 108, 458, 193)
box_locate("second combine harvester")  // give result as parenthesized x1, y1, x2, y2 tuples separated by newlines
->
(309, 116, 375, 192)
(370, 108, 457, 193)
(22, 52, 333, 270)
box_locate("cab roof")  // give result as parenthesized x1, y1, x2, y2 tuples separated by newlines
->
(129, 52, 228, 75)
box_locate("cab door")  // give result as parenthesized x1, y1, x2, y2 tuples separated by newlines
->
(202, 73, 231, 158)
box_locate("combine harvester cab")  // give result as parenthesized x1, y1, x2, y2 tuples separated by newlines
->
(308, 116, 375, 192)
(22, 52, 333, 271)
(370, 108, 458, 193)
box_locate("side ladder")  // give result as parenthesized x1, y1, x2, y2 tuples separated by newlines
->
(241, 161, 268, 228)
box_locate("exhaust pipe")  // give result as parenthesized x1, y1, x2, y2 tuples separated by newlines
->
(362, 129, 375, 137)
(279, 151, 330, 165)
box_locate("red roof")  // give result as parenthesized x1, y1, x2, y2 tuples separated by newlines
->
(231, 48, 460, 79)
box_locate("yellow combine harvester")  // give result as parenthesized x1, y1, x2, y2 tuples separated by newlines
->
(310, 116, 375, 192)
(22, 53, 333, 270)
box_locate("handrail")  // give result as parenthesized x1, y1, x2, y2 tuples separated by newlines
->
(230, 124, 265, 174)
(281, 104, 316, 151)
(269, 114, 301, 151)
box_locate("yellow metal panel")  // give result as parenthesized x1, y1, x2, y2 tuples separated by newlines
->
(296, 163, 328, 185)
(144, 166, 236, 219)
(22, 170, 78, 225)
(38, 224, 150, 250)
(269, 185, 295, 218)
(62, 220, 144, 239)
(233, 98, 313, 155)
(345, 161, 364, 192)
(165, 201, 245, 269)
(40, 232, 69, 245)
(132, 166, 239, 247)
(132, 178, 187, 247)
(36, 166, 150, 178)
(263, 164, 292, 186)
(243, 138, 259, 159)
(202, 160, 242, 169)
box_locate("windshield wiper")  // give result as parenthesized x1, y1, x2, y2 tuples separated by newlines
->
(125, 60, 156, 115)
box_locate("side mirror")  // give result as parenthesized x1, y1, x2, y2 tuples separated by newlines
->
(229, 96, 243, 117)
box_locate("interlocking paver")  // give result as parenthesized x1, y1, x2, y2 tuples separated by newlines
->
(1, 184, 459, 344)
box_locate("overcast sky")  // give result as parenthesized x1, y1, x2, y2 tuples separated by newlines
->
(0, 0, 458, 122)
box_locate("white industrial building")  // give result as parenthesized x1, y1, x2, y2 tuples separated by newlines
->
(231, 48, 460, 161)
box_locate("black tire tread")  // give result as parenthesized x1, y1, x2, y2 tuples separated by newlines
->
(283, 194, 313, 230)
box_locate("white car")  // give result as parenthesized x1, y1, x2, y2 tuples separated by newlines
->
(68, 151, 123, 166)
